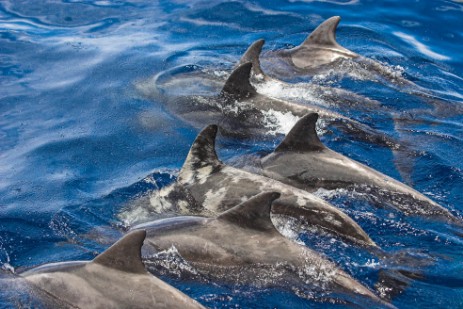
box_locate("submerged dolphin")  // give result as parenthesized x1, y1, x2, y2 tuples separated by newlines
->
(134, 192, 393, 308)
(263, 16, 413, 86)
(20, 230, 205, 309)
(120, 125, 375, 246)
(260, 113, 461, 225)
(158, 58, 396, 148)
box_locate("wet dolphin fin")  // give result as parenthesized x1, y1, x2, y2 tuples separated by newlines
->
(238, 39, 266, 77)
(218, 192, 281, 232)
(93, 230, 147, 274)
(178, 125, 223, 181)
(220, 62, 257, 100)
(297, 16, 357, 57)
(275, 113, 325, 152)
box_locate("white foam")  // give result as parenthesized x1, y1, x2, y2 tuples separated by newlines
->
(255, 80, 324, 105)
(260, 109, 301, 135)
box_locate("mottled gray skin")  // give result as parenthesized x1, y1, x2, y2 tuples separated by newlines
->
(20, 231, 205, 309)
(121, 125, 376, 247)
(134, 192, 393, 308)
(261, 113, 461, 225)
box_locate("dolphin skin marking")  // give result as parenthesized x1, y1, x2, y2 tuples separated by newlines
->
(133, 192, 394, 308)
(121, 125, 376, 247)
(260, 113, 461, 225)
(20, 230, 205, 309)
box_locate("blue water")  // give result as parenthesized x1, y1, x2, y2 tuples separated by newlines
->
(1, 0, 462, 307)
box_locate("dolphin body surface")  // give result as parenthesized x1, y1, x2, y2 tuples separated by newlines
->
(259, 113, 461, 225)
(20, 230, 205, 309)
(120, 125, 376, 247)
(134, 192, 393, 308)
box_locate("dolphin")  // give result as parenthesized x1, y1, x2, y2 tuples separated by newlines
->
(120, 125, 376, 247)
(238, 38, 383, 113)
(259, 113, 461, 225)
(134, 192, 394, 308)
(262, 15, 463, 117)
(157, 58, 397, 148)
(263, 16, 414, 86)
(20, 230, 205, 309)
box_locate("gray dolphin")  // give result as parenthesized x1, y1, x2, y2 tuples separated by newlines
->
(158, 58, 396, 148)
(20, 230, 205, 309)
(263, 16, 414, 87)
(238, 38, 382, 113)
(134, 192, 393, 308)
(260, 113, 461, 225)
(120, 125, 376, 247)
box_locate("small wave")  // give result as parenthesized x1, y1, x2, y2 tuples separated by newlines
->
(393, 32, 450, 61)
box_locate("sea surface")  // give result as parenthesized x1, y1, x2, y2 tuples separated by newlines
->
(0, 0, 462, 308)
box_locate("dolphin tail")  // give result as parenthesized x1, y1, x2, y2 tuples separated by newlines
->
(375, 269, 424, 301)
(331, 117, 402, 150)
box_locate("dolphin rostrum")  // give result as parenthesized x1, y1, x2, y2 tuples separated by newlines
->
(120, 125, 376, 247)
(20, 230, 205, 308)
(134, 192, 394, 308)
(260, 113, 461, 225)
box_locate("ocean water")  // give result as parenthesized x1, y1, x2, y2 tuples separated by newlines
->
(0, 0, 462, 308)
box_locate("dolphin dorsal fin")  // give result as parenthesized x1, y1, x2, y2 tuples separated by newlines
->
(179, 125, 222, 180)
(297, 16, 357, 58)
(238, 39, 265, 77)
(275, 113, 325, 152)
(220, 62, 257, 100)
(93, 230, 147, 274)
(217, 192, 281, 232)
(302, 16, 342, 47)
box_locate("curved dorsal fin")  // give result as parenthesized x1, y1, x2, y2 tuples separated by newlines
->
(93, 230, 147, 274)
(179, 125, 222, 176)
(297, 16, 357, 58)
(238, 39, 265, 76)
(302, 16, 341, 47)
(220, 62, 257, 100)
(275, 113, 325, 152)
(217, 192, 281, 232)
